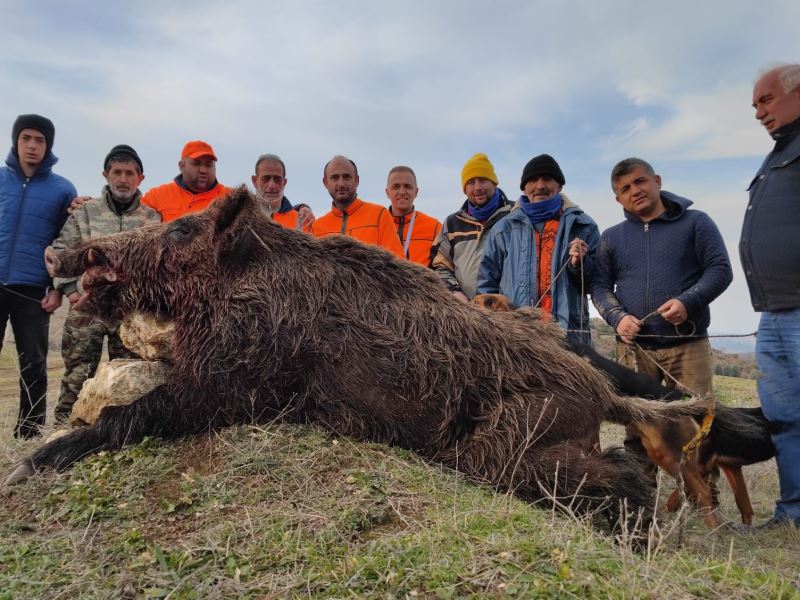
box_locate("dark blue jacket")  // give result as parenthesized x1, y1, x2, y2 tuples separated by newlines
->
(740, 117, 800, 312)
(0, 149, 76, 287)
(591, 192, 732, 348)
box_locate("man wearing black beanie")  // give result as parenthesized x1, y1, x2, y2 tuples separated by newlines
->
(477, 154, 599, 343)
(0, 113, 77, 438)
(51, 144, 159, 424)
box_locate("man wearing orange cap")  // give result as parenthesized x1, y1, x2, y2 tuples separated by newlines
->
(311, 155, 404, 258)
(432, 153, 513, 301)
(142, 140, 229, 222)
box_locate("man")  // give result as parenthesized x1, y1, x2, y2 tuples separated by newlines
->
(142, 140, 228, 222)
(311, 155, 404, 258)
(743, 63, 800, 528)
(251, 153, 313, 231)
(477, 154, 598, 342)
(433, 153, 513, 301)
(385, 166, 442, 267)
(0, 114, 76, 438)
(51, 145, 160, 424)
(591, 157, 732, 396)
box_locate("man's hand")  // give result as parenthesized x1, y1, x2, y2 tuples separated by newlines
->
(452, 291, 469, 303)
(569, 238, 589, 268)
(616, 314, 641, 344)
(297, 206, 315, 227)
(658, 299, 688, 325)
(41, 289, 62, 313)
(68, 195, 91, 215)
(67, 292, 80, 307)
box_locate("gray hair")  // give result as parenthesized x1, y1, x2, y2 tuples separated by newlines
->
(610, 157, 656, 193)
(324, 155, 358, 178)
(777, 64, 800, 94)
(387, 165, 417, 184)
(254, 153, 286, 177)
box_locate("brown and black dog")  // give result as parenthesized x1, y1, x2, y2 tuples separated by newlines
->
(473, 293, 775, 527)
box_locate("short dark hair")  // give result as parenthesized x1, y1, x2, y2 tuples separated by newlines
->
(610, 157, 656, 193)
(324, 155, 358, 178)
(254, 153, 286, 177)
(387, 165, 417, 184)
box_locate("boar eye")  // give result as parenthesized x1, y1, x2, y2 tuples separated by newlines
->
(167, 223, 196, 244)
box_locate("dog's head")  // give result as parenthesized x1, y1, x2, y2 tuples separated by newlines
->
(473, 293, 513, 312)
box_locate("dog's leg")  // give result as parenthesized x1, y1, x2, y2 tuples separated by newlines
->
(682, 467, 724, 528)
(721, 465, 754, 526)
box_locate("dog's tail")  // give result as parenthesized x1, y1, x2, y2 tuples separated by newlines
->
(605, 394, 711, 425)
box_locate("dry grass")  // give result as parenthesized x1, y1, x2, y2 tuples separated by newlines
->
(0, 343, 798, 598)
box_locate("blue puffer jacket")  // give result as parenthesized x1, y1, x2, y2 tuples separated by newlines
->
(591, 191, 732, 348)
(0, 149, 76, 287)
(476, 195, 599, 343)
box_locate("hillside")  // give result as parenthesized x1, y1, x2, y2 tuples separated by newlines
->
(0, 375, 797, 598)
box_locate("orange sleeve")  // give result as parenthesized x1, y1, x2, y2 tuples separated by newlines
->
(377, 208, 406, 259)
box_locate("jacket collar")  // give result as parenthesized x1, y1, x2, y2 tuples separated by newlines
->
(389, 205, 416, 224)
(101, 185, 142, 214)
(331, 197, 364, 217)
(5, 148, 58, 179)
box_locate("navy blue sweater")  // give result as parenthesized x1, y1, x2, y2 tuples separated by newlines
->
(591, 192, 732, 348)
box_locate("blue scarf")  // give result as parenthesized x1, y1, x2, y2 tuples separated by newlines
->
(519, 192, 562, 224)
(467, 189, 501, 222)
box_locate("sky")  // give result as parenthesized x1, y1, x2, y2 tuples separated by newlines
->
(1, 0, 797, 350)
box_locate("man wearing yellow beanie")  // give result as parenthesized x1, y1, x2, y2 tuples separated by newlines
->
(432, 153, 513, 301)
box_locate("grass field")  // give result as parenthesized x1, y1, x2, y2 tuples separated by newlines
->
(0, 342, 798, 598)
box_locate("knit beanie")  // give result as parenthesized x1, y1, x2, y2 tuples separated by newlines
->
(519, 154, 565, 190)
(104, 144, 144, 173)
(12, 114, 55, 155)
(461, 153, 498, 191)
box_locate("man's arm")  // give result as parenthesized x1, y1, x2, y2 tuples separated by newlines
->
(567, 221, 600, 286)
(51, 210, 83, 299)
(432, 220, 467, 300)
(673, 212, 733, 317)
(476, 228, 505, 295)
(590, 232, 633, 332)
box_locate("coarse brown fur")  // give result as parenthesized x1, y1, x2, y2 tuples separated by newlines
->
(7, 190, 717, 532)
(474, 293, 776, 528)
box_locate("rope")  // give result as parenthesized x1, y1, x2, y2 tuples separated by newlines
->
(0, 284, 47, 305)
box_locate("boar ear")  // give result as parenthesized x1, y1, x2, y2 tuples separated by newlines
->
(217, 226, 259, 269)
(214, 186, 252, 235)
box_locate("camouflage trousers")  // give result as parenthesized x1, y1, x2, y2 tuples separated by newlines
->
(54, 308, 136, 423)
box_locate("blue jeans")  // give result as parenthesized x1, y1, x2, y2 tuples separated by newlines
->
(757, 309, 800, 524)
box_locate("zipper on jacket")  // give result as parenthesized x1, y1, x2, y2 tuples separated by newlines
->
(340, 211, 348, 235)
(644, 222, 650, 315)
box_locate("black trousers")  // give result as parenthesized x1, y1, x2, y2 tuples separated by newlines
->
(0, 285, 50, 438)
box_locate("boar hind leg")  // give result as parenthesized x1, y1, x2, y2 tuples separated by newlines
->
(7, 385, 187, 485)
